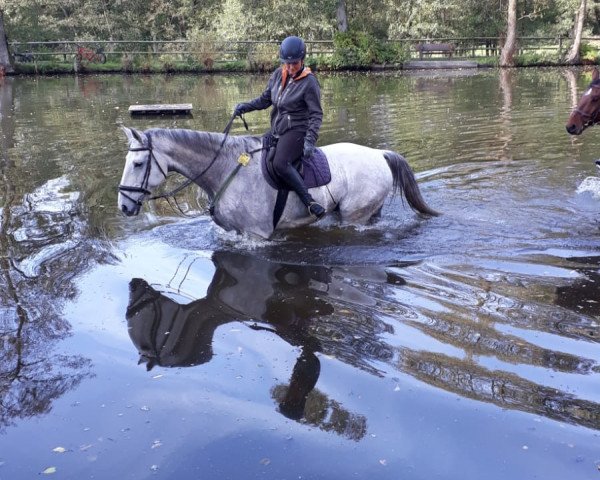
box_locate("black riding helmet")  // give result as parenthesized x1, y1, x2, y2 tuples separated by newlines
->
(279, 36, 306, 63)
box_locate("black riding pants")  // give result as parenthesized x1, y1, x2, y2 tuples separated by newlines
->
(272, 129, 312, 206)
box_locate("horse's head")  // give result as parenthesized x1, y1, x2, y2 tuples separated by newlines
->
(118, 127, 167, 216)
(566, 67, 600, 136)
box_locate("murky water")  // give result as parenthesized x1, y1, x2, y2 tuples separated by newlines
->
(1, 68, 600, 479)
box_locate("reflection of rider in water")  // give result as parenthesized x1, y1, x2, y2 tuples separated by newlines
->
(125, 252, 366, 437)
(278, 347, 321, 420)
(234, 36, 325, 220)
(126, 252, 330, 412)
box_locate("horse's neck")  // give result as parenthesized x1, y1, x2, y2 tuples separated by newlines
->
(155, 129, 253, 191)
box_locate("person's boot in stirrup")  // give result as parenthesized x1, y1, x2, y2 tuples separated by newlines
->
(307, 201, 325, 219)
(283, 165, 326, 220)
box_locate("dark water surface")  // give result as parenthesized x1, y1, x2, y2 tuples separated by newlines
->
(1, 69, 600, 479)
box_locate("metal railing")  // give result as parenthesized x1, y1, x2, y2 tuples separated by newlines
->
(8, 39, 335, 63)
(9, 36, 595, 63)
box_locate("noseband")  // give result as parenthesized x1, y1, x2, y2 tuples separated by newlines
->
(573, 84, 600, 128)
(573, 107, 600, 128)
(118, 136, 167, 206)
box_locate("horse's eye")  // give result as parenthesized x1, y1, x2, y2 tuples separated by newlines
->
(133, 161, 143, 168)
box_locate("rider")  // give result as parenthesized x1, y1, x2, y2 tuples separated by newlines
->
(234, 35, 325, 219)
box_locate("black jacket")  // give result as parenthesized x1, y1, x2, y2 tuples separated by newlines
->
(242, 66, 323, 145)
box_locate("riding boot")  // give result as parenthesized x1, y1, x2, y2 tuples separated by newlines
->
(280, 164, 325, 219)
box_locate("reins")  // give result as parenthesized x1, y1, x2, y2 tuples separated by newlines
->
(119, 112, 261, 217)
(149, 112, 249, 202)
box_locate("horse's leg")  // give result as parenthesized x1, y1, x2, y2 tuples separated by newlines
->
(368, 206, 383, 224)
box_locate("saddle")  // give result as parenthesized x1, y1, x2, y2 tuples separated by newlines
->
(261, 133, 332, 228)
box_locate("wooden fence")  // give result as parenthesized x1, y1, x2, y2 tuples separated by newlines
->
(9, 37, 596, 64)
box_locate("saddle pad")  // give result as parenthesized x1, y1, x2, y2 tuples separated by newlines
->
(261, 147, 332, 190)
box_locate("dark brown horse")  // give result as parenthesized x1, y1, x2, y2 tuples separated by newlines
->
(566, 67, 600, 136)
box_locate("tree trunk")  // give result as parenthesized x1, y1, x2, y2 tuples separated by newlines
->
(336, 0, 348, 32)
(566, 0, 587, 64)
(0, 9, 14, 74)
(500, 0, 517, 67)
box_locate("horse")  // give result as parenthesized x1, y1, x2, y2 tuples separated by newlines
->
(566, 67, 600, 136)
(118, 126, 438, 239)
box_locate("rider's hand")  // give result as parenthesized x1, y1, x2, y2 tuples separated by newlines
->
(234, 103, 250, 116)
(303, 140, 315, 160)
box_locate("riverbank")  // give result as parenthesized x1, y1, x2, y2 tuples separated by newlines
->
(8, 54, 596, 76)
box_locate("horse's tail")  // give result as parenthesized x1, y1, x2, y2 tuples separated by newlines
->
(383, 151, 439, 217)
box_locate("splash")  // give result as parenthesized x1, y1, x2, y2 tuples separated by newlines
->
(576, 176, 600, 199)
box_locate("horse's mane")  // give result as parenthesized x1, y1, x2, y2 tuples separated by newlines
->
(147, 128, 260, 153)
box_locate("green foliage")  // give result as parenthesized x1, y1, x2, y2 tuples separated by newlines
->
(1, 0, 596, 72)
(514, 51, 562, 67)
(246, 42, 278, 72)
(121, 54, 134, 73)
(331, 31, 405, 68)
(580, 42, 600, 62)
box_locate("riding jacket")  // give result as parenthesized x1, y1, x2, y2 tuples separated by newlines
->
(240, 66, 323, 146)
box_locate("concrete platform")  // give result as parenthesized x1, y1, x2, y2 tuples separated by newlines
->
(404, 60, 479, 70)
(129, 103, 193, 115)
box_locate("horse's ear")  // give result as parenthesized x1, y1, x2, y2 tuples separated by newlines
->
(122, 126, 145, 145)
(122, 126, 135, 143)
(593, 67, 599, 82)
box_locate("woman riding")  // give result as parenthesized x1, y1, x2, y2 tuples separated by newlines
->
(234, 35, 325, 219)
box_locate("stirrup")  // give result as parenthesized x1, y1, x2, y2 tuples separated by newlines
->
(308, 202, 325, 220)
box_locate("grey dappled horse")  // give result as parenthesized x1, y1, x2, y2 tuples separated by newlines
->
(118, 127, 438, 239)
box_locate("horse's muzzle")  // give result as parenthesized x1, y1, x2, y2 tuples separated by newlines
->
(566, 123, 582, 135)
(120, 203, 141, 216)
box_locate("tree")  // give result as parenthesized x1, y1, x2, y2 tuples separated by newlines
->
(337, 0, 348, 32)
(565, 0, 587, 64)
(0, 8, 13, 74)
(500, 0, 518, 67)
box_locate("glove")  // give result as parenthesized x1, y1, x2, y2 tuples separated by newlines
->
(303, 140, 315, 160)
(234, 103, 251, 116)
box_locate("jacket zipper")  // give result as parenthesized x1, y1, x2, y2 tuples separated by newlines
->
(274, 76, 295, 134)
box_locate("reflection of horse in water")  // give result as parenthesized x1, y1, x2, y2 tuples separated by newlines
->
(126, 251, 367, 439)
(127, 250, 600, 433)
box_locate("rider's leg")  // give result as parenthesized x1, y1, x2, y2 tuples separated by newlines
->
(272, 131, 325, 219)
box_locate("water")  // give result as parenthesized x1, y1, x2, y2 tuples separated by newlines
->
(1, 68, 600, 479)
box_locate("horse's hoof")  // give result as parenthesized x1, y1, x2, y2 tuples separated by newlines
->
(308, 202, 325, 220)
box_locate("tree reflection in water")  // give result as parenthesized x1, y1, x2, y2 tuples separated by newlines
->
(0, 77, 95, 431)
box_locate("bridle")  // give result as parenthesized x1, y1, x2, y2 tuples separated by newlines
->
(573, 107, 600, 128)
(118, 135, 168, 208)
(118, 112, 250, 211)
(573, 84, 600, 129)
